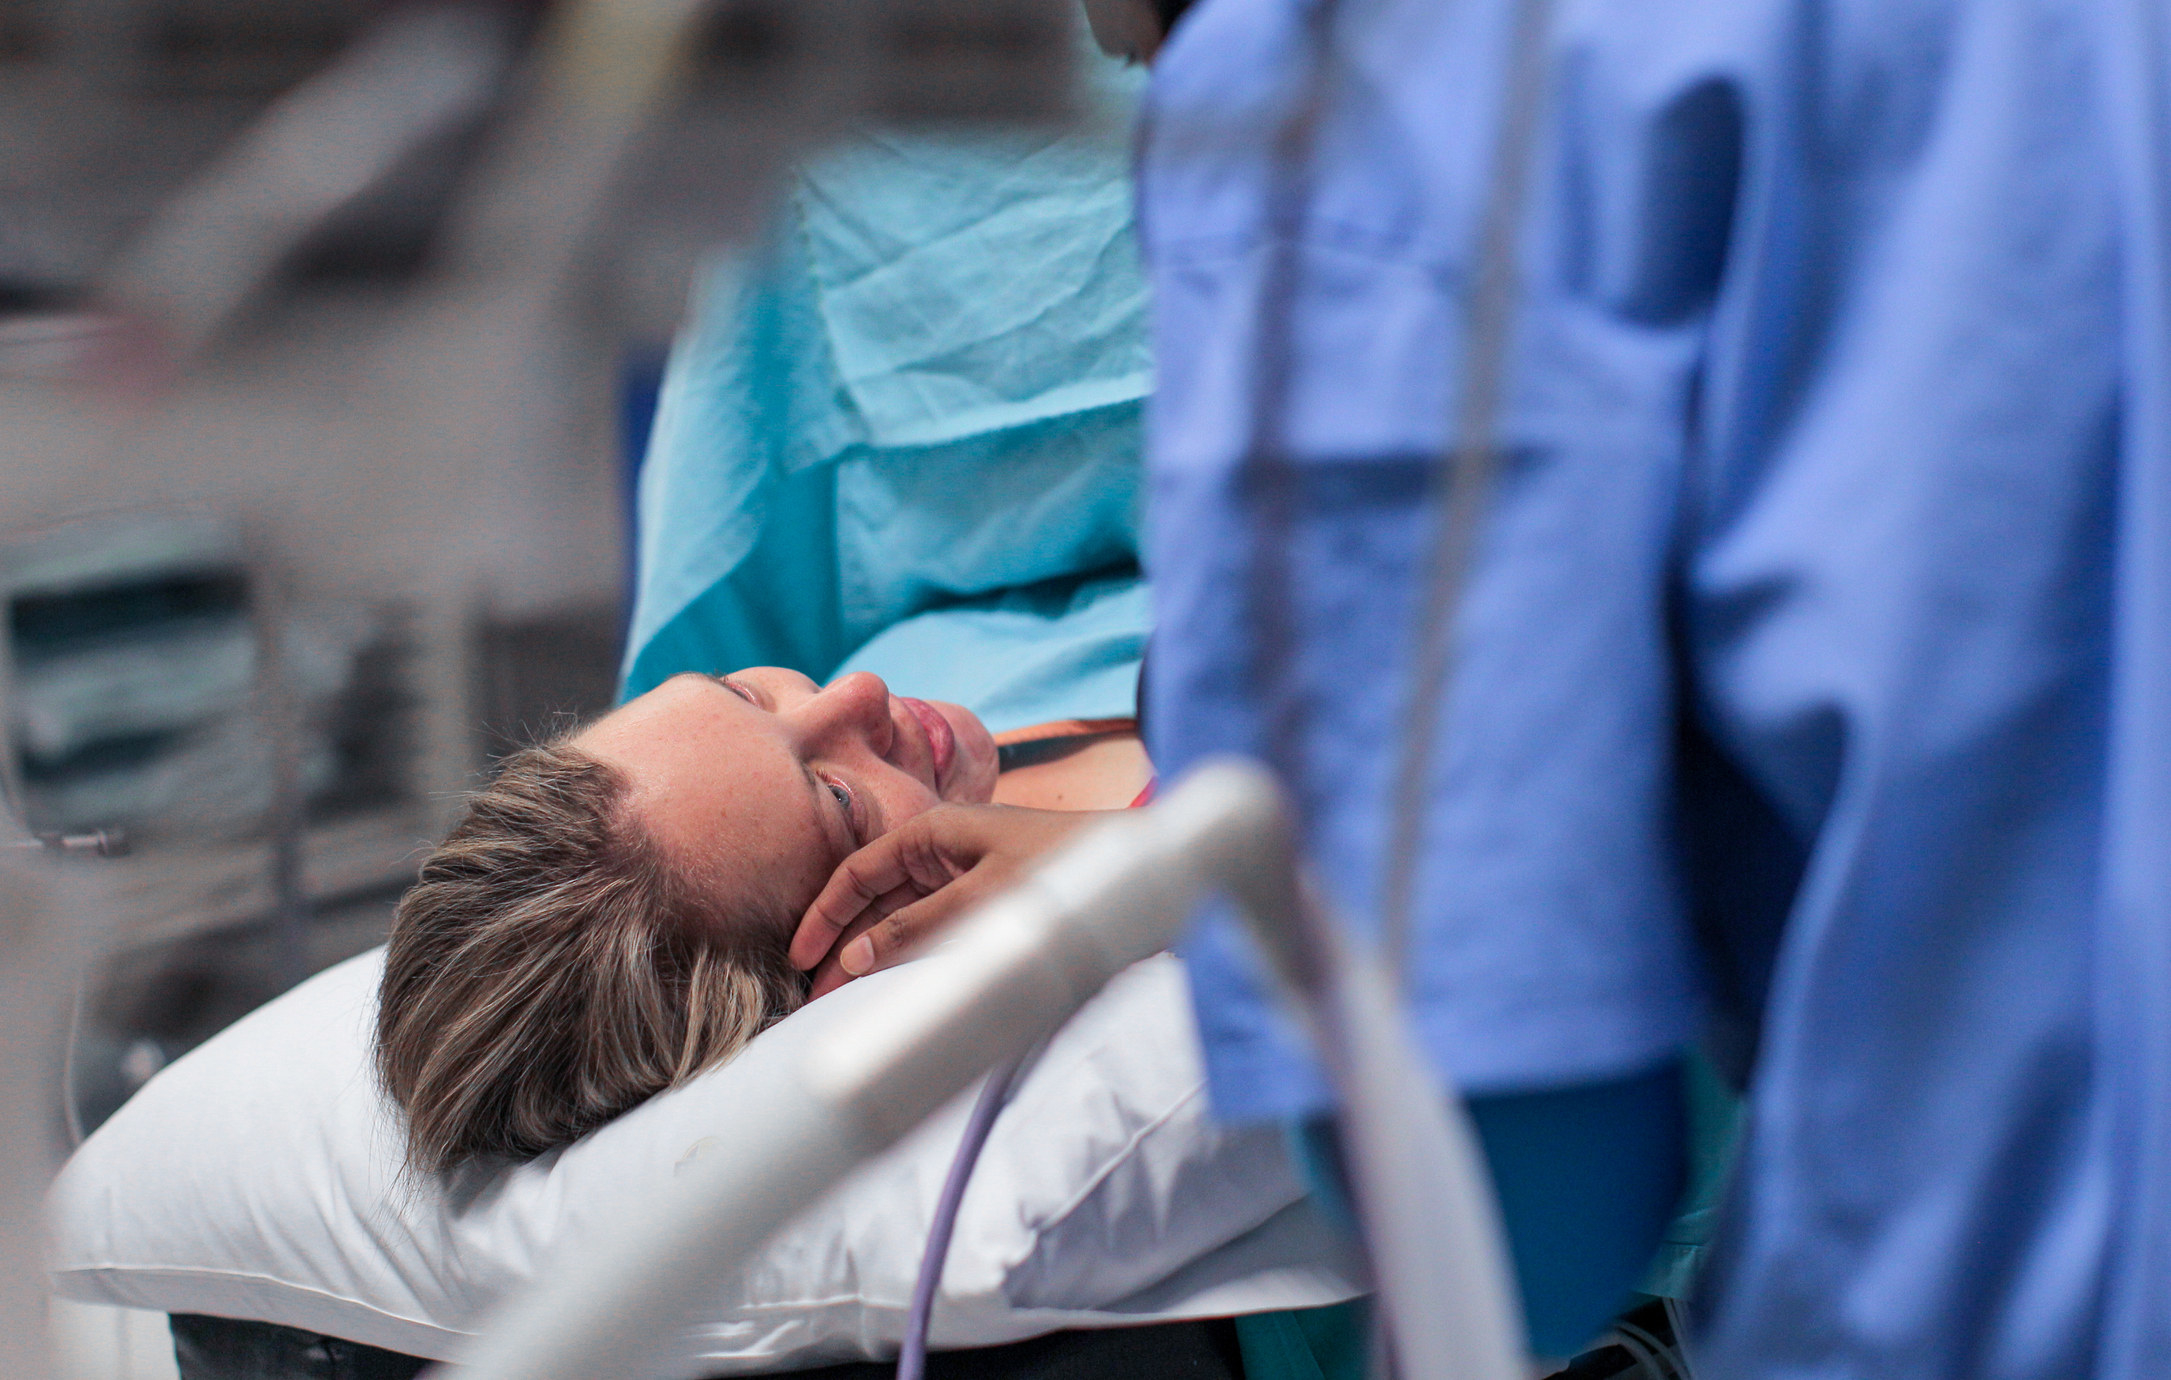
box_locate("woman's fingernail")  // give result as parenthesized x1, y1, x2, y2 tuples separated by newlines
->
(840, 937, 874, 975)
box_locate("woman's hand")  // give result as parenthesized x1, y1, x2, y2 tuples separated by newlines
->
(791, 804, 1108, 997)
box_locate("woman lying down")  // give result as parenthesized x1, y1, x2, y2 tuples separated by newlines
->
(355, 670, 1325, 1380)
(378, 666, 1143, 1174)
(77, 660, 1365, 1380)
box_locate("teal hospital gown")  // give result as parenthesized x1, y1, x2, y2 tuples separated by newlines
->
(622, 36, 1153, 732)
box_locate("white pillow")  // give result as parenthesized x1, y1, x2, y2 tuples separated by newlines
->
(48, 949, 1358, 1372)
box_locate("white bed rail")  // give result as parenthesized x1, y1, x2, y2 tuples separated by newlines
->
(438, 758, 1526, 1380)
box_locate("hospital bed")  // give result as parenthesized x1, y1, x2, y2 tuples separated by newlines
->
(439, 761, 1526, 1380)
(49, 768, 1521, 1380)
(53, 916, 1362, 1378)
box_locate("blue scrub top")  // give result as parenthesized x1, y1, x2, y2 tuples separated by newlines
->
(1140, 0, 2171, 1373)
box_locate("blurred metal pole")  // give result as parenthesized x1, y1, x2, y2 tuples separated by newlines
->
(0, 855, 110, 1380)
(249, 558, 310, 992)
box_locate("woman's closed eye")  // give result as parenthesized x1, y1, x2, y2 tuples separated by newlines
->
(714, 674, 761, 707)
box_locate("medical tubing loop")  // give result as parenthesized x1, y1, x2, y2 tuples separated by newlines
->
(897, 1054, 1028, 1380)
(1377, 0, 1558, 975)
(1613, 1330, 1669, 1380)
(1614, 1317, 1688, 1380)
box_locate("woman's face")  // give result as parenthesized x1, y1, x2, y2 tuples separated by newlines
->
(575, 668, 998, 921)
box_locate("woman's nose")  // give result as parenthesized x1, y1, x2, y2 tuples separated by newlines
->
(799, 671, 895, 754)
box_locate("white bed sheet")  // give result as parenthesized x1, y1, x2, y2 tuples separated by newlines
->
(49, 950, 1360, 1371)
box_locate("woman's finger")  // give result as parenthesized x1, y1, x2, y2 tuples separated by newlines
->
(807, 909, 890, 998)
(790, 806, 996, 969)
(797, 806, 1103, 978)
(834, 869, 1012, 981)
(791, 833, 934, 969)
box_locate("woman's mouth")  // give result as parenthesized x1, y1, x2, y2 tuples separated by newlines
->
(897, 696, 955, 781)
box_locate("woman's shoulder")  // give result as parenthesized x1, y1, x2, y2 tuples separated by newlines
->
(993, 719, 1151, 811)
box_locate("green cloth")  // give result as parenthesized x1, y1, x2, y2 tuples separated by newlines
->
(1641, 1054, 1746, 1299)
(1232, 1303, 1369, 1380)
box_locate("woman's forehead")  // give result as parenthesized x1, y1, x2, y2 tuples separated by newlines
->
(577, 680, 839, 913)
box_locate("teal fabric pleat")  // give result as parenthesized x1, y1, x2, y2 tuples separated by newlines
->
(1641, 1053, 1745, 1300)
(830, 573, 1149, 735)
(622, 28, 1154, 718)
(1232, 1302, 1369, 1380)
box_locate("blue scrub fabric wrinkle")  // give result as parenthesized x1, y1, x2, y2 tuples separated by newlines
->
(1141, 0, 2165, 1375)
(2095, 4, 2171, 1374)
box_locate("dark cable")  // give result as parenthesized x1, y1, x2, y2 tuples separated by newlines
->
(1238, 0, 1347, 818)
(1376, 0, 1557, 973)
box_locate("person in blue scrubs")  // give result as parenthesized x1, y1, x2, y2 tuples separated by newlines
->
(1134, 0, 2171, 1373)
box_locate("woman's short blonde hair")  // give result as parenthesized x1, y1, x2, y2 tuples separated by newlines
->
(376, 740, 807, 1174)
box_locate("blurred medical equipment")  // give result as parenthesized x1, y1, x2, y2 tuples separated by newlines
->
(441, 761, 1525, 1380)
(93, 5, 517, 362)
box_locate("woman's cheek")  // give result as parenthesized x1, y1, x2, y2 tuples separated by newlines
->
(939, 714, 1000, 803)
(878, 779, 948, 837)
(948, 752, 998, 804)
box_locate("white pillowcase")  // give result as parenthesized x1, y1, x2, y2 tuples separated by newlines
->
(48, 948, 1359, 1372)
